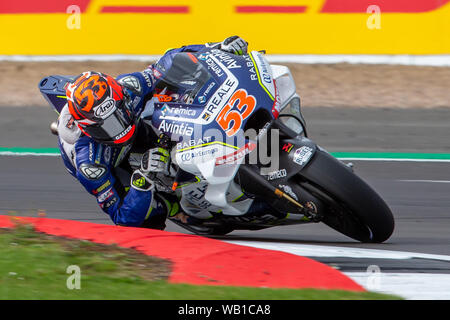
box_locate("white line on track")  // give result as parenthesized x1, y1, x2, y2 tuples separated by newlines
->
(345, 273, 450, 300)
(399, 180, 450, 184)
(3, 152, 450, 164)
(226, 241, 450, 261)
(0, 152, 59, 157)
(227, 241, 450, 300)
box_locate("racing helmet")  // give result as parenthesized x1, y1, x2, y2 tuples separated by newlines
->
(66, 71, 137, 146)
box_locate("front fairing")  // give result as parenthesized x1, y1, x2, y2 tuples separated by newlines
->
(150, 49, 279, 214)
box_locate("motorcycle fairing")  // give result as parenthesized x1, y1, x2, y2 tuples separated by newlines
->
(149, 48, 279, 215)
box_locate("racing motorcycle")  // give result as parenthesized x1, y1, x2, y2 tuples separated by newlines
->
(39, 48, 394, 243)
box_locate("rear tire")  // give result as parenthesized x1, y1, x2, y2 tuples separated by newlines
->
(299, 150, 395, 243)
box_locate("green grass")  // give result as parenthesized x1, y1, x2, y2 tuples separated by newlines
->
(0, 225, 401, 300)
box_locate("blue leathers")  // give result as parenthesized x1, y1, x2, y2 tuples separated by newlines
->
(58, 44, 207, 227)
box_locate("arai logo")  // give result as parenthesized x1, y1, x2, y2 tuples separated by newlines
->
(94, 98, 115, 118)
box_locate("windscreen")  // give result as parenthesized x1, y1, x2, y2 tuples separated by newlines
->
(155, 52, 212, 103)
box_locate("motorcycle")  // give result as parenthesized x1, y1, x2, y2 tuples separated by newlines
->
(39, 48, 395, 243)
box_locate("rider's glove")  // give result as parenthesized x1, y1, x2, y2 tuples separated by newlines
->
(139, 147, 173, 193)
(220, 36, 248, 55)
(141, 147, 170, 175)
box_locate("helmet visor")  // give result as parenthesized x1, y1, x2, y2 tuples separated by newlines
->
(83, 102, 136, 145)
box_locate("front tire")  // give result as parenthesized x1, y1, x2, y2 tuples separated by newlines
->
(298, 149, 395, 243)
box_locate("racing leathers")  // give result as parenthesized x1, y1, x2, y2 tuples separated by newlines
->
(57, 37, 248, 228)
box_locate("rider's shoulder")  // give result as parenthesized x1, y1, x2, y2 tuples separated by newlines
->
(116, 72, 150, 95)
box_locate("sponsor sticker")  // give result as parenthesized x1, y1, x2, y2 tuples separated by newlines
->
(176, 136, 213, 150)
(204, 56, 225, 78)
(196, 81, 217, 105)
(278, 184, 298, 201)
(93, 98, 115, 119)
(88, 143, 94, 161)
(97, 188, 114, 202)
(266, 169, 287, 181)
(205, 79, 236, 115)
(152, 68, 163, 79)
(272, 85, 281, 117)
(197, 53, 209, 61)
(293, 146, 313, 166)
(158, 119, 194, 136)
(210, 49, 242, 69)
(102, 197, 118, 209)
(140, 70, 154, 87)
(179, 147, 219, 162)
(203, 81, 216, 96)
(160, 104, 197, 117)
(244, 55, 258, 81)
(282, 143, 294, 153)
(251, 51, 275, 101)
(255, 52, 272, 84)
(215, 143, 256, 166)
(114, 125, 133, 141)
(93, 180, 111, 194)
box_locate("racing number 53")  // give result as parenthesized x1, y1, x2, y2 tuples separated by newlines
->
(216, 89, 256, 137)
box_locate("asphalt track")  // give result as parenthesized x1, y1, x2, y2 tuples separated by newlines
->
(2, 106, 450, 276)
(4, 106, 450, 152)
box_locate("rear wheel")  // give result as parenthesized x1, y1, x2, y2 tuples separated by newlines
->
(298, 150, 395, 243)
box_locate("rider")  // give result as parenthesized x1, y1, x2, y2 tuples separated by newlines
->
(57, 36, 248, 229)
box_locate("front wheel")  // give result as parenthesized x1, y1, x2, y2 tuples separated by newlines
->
(298, 149, 395, 243)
